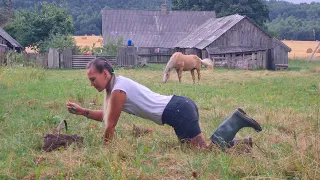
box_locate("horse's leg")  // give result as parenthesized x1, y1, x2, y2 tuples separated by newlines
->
(176, 69, 182, 83)
(190, 69, 195, 84)
(196, 68, 201, 83)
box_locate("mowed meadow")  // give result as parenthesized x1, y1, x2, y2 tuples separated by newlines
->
(0, 60, 319, 179)
(282, 40, 320, 60)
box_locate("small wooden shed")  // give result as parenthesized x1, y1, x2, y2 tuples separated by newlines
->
(175, 14, 291, 70)
(0, 27, 23, 64)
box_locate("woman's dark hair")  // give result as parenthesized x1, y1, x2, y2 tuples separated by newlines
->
(86, 57, 114, 74)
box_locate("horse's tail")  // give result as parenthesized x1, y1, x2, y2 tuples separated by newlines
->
(200, 58, 214, 69)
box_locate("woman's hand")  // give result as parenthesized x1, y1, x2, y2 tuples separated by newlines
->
(103, 128, 114, 145)
(66, 101, 84, 115)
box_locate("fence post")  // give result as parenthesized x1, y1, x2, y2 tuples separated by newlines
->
(117, 46, 138, 67)
(48, 48, 59, 68)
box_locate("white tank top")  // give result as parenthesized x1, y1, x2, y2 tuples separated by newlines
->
(111, 76, 173, 125)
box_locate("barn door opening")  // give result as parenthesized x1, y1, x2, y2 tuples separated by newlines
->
(266, 49, 274, 70)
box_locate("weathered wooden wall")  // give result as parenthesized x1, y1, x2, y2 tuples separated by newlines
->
(209, 18, 272, 49)
(138, 47, 173, 63)
(117, 46, 138, 67)
(25, 53, 48, 68)
(60, 49, 73, 68)
(48, 48, 60, 68)
(185, 48, 202, 58)
(0, 36, 8, 64)
(212, 50, 267, 69)
(0, 45, 6, 64)
(273, 41, 289, 70)
(207, 18, 273, 69)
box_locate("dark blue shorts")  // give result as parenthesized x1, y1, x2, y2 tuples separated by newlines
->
(162, 95, 201, 140)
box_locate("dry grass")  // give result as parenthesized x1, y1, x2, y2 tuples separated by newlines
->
(282, 40, 320, 60)
(73, 35, 103, 49)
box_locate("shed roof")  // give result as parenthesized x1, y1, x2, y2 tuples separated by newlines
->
(175, 14, 290, 52)
(0, 27, 23, 49)
(101, 9, 216, 48)
(174, 14, 245, 49)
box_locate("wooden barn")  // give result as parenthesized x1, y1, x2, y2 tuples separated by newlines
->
(0, 27, 23, 64)
(101, 5, 216, 64)
(174, 14, 291, 70)
(101, 6, 291, 70)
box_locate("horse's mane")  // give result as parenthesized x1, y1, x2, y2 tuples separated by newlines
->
(164, 53, 177, 73)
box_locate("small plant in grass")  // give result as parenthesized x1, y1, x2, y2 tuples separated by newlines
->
(42, 114, 63, 126)
(0, 113, 5, 122)
(5, 51, 24, 65)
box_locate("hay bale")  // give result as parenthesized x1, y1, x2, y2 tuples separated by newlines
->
(306, 48, 313, 53)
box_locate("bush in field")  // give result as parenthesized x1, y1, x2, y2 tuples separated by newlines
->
(5, 51, 24, 65)
(38, 33, 77, 53)
(92, 36, 124, 56)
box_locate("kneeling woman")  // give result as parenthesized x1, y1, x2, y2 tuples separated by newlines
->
(66, 58, 262, 150)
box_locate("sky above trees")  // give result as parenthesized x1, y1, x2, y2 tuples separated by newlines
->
(285, 0, 319, 3)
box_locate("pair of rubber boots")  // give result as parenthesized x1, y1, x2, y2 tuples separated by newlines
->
(210, 108, 262, 150)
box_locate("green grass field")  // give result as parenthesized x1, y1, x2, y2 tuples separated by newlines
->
(0, 60, 319, 179)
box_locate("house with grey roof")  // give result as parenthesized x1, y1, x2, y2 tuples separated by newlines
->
(0, 27, 23, 64)
(102, 5, 290, 70)
(102, 5, 216, 49)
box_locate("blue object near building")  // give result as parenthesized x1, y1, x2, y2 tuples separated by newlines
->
(127, 39, 133, 46)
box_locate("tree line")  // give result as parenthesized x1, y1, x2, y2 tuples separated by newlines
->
(1, 0, 319, 53)
(266, 0, 320, 41)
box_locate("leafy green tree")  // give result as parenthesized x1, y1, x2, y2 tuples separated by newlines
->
(38, 33, 76, 53)
(172, 0, 269, 28)
(266, 1, 320, 40)
(0, 0, 13, 26)
(5, 0, 320, 40)
(3, 2, 73, 51)
(0, 8, 8, 25)
(92, 37, 124, 56)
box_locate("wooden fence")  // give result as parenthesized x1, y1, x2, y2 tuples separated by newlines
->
(72, 55, 117, 69)
(1, 46, 173, 69)
(117, 46, 138, 67)
(138, 47, 173, 63)
(25, 53, 48, 67)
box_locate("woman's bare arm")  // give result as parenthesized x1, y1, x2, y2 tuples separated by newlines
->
(103, 90, 126, 141)
(66, 101, 103, 121)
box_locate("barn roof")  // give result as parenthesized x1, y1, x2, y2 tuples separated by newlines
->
(175, 14, 289, 52)
(174, 14, 245, 49)
(101, 9, 216, 48)
(0, 27, 23, 49)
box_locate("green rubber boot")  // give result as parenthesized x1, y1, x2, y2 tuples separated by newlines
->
(210, 108, 262, 149)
